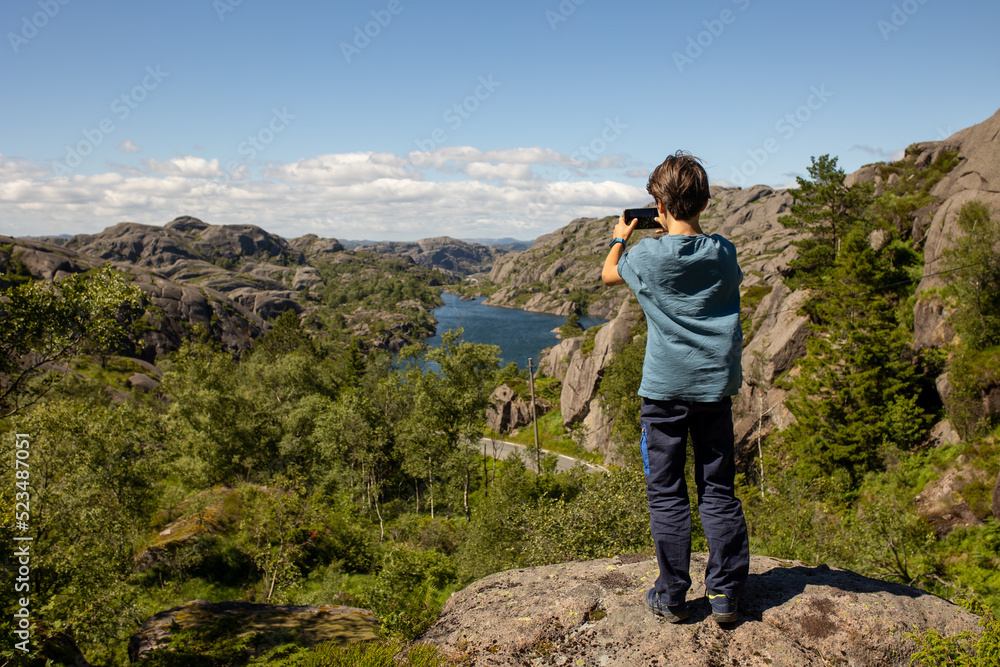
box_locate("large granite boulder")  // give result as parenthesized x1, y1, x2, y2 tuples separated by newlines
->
(421, 553, 981, 667)
(487, 383, 551, 433)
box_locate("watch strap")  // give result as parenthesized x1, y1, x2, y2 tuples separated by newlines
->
(609, 237, 626, 249)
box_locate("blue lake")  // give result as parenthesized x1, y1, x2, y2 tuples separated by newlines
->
(425, 293, 605, 370)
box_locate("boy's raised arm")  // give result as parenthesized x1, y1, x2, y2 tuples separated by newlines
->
(602, 215, 638, 286)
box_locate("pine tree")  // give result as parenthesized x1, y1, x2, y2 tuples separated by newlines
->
(783, 228, 930, 487)
(780, 155, 876, 285)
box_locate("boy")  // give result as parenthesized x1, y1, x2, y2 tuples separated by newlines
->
(601, 151, 749, 624)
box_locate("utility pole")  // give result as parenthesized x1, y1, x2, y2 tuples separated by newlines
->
(527, 357, 540, 474)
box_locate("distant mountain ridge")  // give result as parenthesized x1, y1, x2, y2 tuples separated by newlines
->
(354, 236, 507, 277)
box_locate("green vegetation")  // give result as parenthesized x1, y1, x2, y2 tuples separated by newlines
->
(309, 251, 450, 348)
(740, 284, 773, 345)
(1, 151, 998, 663)
(779, 154, 877, 286)
(738, 153, 1000, 661)
(910, 599, 1000, 666)
(0, 265, 144, 418)
(559, 312, 584, 339)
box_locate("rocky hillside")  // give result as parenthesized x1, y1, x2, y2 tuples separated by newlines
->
(484, 184, 796, 320)
(422, 552, 981, 666)
(497, 108, 1000, 521)
(0, 216, 464, 359)
(356, 236, 507, 277)
(0, 231, 269, 360)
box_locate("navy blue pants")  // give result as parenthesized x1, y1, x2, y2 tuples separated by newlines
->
(640, 396, 750, 606)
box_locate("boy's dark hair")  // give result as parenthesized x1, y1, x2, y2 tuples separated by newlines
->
(646, 151, 710, 222)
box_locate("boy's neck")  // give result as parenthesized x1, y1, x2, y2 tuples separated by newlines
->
(656, 203, 704, 235)
(664, 215, 703, 235)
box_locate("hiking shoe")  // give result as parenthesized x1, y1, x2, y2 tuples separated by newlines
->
(645, 588, 689, 623)
(707, 590, 738, 623)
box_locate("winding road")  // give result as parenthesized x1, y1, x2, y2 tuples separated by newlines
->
(477, 437, 607, 474)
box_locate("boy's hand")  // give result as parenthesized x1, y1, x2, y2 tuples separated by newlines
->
(614, 215, 639, 241)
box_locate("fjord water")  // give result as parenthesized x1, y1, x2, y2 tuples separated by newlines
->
(426, 293, 604, 370)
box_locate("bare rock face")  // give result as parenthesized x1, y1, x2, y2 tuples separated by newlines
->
(487, 384, 551, 433)
(914, 455, 993, 536)
(128, 600, 379, 662)
(287, 233, 345, 258)
(538, 337, 582, 383)
(357, 236, 505, 277)
(421, 553, 981, 667)
(926, 420, 961, 448)
(560, 300, 641, 426)
(914, 108, 1000, 351)
(741, 284, 811, 385)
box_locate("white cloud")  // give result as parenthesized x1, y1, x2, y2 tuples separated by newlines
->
(851, 144, 905, 162)
(464, 161, 534, 182)
(116, 139, 142, 154)
(265, 152, 417, 185)
(144, 156, 222, 178)
(407, 145, 580, 170)
(0, 149, 647, 241)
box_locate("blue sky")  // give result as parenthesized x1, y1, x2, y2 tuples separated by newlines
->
(1, 0, 997, 241)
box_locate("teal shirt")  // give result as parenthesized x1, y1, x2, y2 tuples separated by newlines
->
(617, 234, 743, 402)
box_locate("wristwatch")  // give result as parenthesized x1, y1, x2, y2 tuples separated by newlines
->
(609, 237, 626, 249)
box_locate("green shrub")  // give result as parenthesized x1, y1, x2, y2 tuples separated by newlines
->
(910, 598, 1000, 666)
(359, 546, 457, 641)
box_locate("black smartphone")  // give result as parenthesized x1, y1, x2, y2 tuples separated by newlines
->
(623, 207, 661, 230)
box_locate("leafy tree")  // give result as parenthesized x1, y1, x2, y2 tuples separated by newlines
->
(317, 358, 410, 539)
(779, 155, 876, 284)
(400, 331, 502, 518)
(0, 396, 163, 661)
(0, 265, 143, 418)
(236, 481, 324, 603)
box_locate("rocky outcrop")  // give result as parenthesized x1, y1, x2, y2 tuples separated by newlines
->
(486, 384, 552, 433)
(538, 337, 583, 383)
(486, 216, 630, 319)
(559, 300, 641, 427)
(914, 455, 995, 536)
(128, 600, 379, 662)
(357, 236, 506, 277)
(287, 233, 345, 258)
(136, 487, 242, 572)
(422, 553, 980, 667)
(912, 108, 1000, 350)
(67, 216, 304, 270)
(0, 234, 268, 359)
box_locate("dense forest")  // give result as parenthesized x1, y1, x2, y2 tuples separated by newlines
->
(1, 152, 999, 665)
